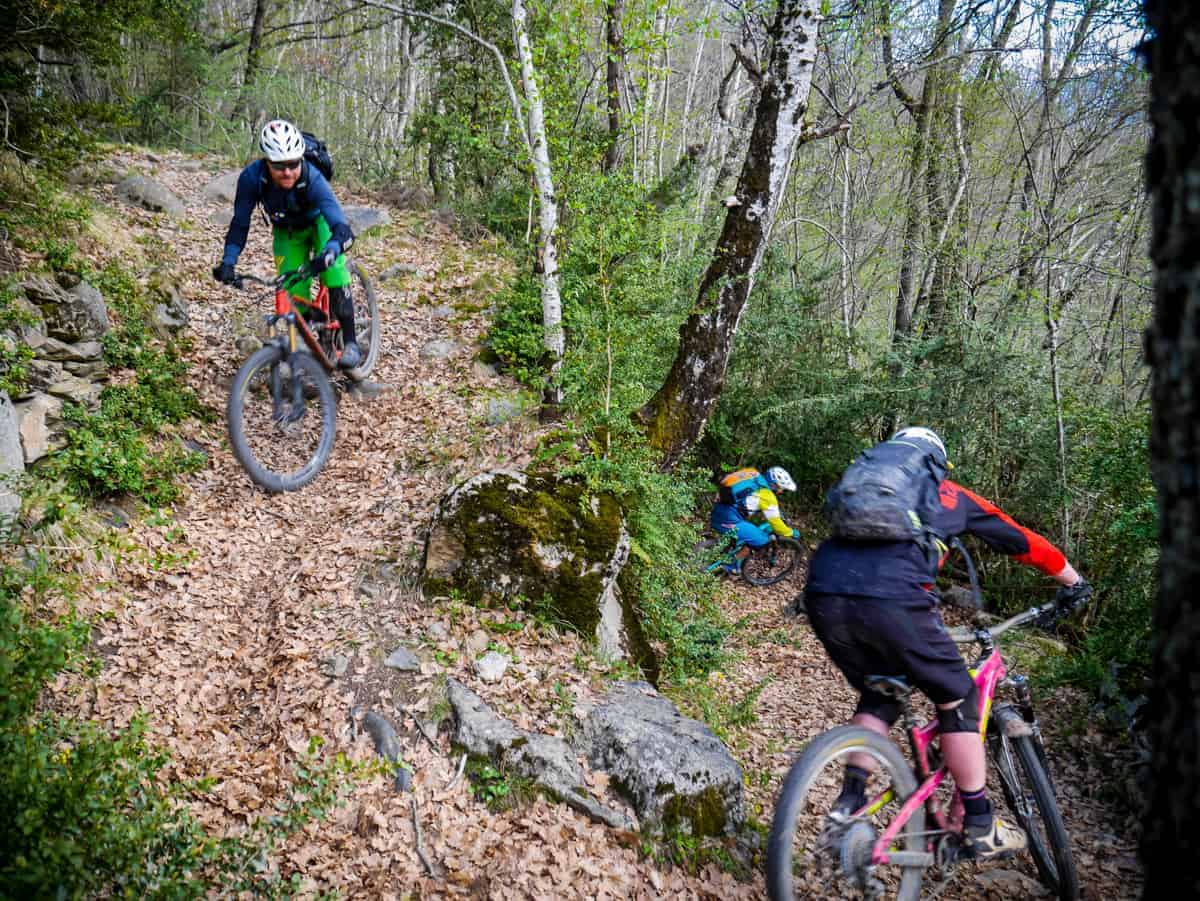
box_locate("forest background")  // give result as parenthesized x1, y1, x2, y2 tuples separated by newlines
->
(0, 0, 1158, 892)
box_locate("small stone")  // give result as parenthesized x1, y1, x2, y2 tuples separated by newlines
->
(464, 629, 491, 657)
(427, 621, 450, 642)
(419, 339, 456, 361)
(472, 361, 498, 380)
(380, 263, 423, 281)
(429, 305, 453, 320)
(235, 335, 263, 358)
(320, 654, 350, 678)
(486, 396, 524, 426)
(384, 646, 421, 671)
(345, 380, 391, 400)
(474, 651, 509, 684)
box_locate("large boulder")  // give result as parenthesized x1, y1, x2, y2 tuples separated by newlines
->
(14, 394, 67, 465)
(344, 206, 391, 235)
(202, 170, 241, 204)
(115, 175, 186, 218)
(21, 276, 110, 343)
(146, 270, 190, 337)
(421, 470, 653, 670)
(446, 679, 633, 830)
(0, 395, 25, 528)
(581, 681, 745, 837)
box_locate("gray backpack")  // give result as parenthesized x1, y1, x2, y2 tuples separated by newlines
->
(823, 439, 948, 542)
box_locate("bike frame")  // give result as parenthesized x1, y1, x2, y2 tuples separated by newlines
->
(273, 280, 339, 371)
(861, 645, 1007, 867)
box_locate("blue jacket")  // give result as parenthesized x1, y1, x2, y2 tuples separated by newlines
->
(221, 160, 350, 267)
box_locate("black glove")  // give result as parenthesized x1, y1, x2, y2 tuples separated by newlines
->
(213, 262, 236, 285)
(1055, 578, 1092, 613)
(310, 245, 337, 275)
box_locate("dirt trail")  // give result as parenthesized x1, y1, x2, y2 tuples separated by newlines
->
(55, 149, 1141, 899)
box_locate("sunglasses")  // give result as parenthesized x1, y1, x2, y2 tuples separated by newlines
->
(268, 159, 302, 172)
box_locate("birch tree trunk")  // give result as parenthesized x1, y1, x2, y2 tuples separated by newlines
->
(1141, 0, 1200, 890)
(636, 0, 822, 465)
(512, 0, 564, 412)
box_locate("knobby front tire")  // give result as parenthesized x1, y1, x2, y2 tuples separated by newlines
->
(767, 725, 926, 901)
(742, 538, 803, 586)
(342, 260, 380, 382)
(989, 730, 1079, 900)
(227, 346, 338, 493)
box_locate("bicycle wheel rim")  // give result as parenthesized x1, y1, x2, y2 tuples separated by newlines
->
(767, 725, 926, 901)
(990, 731, 1079, 900)
(743, 539, 800, 586)
(227, 347, 338, 492)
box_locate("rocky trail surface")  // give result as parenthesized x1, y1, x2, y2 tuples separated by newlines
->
(51, 149, 1141, 899)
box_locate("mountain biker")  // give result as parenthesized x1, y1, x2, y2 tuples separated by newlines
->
(802, 426, 1091, 859)
(711, 466, 799, 574)
(212, 119, 362, 369)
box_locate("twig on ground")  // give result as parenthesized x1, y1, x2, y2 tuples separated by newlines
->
(445, 752, 467, 790)
(398, 703, 441, 751)
(411, 796, 436, 876)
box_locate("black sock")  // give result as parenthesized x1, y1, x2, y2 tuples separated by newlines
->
(330, 287, 356, 344)
(840, 764, 869, 804)
(960, 786, 992, 827)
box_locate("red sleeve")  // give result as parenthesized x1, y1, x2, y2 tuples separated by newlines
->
(944, 481, 1068, 576)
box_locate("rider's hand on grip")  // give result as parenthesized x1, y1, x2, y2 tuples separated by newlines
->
(1055, 578, 1092, 613)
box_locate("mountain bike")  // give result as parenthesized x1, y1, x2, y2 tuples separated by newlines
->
(696, 531, 803, 586)
(226, 259, 379, 492)
(766, 595, 1087, 900)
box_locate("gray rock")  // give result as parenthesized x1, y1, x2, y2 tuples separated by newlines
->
(384, 646, 421, 671)
(63, 359, 109, 380)
(211, 209, 233, 228)
(37, 338, 103, 363)
(147, 272, 189, 336)
(202, 170, 241, 204)
(344, 206, 391, 235)
(23, 276, 110, 343)
(177, 159, 208, 172)
(582, 680, 745, 836)
(381, 185, 435, 211)
(472, 361, 499, 380)
(320, 654, 350, 678)
(5, 297, 46, 346)
(20, 359, 64, 398)
(486, 396, 524, 426)
(361, 711, 413, 792)
(46, 374, 102, 409)
(474, 651, 509, 684)
(235, 335, 263, 358)
(464, 629, 490, 658)
(419, 339, 457, 361)
(181, 439, 207, 463)
(345, 380, 391, 400)
(447, 679, 633, 829)
(429, 305, 454, 320)
(0, 395, 26, 529)
(975, 869, 1046, 895)
(379, 263, 423, 281)
(14, 394, 67, 464)
(115, 175, 186, 218)
(427, 621, 450, 642)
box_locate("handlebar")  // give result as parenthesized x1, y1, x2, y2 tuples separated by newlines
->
(233, 262, 313, 292)
(947, 593, 1091, 646)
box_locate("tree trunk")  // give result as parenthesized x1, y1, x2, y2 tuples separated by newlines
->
(1140, 1, 1200, 892)
(636, 0, 821, 466)
(603, 0, 625, 173)
(512, 0, 565, 413)
(232, 0, 268, 123)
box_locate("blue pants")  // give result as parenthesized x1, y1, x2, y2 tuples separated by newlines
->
(715, 518, 772, 548)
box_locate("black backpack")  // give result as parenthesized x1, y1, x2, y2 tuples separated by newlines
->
(823, 439, 948, 543)
(301, 131, 334, 182)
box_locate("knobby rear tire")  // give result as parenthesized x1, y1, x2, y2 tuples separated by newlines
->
(227, 346, 338, 493)
(342, 260, 380, 382)
(742, 538, 803, 586)
(767, 724, 926, 901)
(989, 729, 1079, 900)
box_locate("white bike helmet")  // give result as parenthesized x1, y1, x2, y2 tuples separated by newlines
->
(766, 466, 796, 492)
(892, 426, 948, 463)
(260, 119, 305, 162)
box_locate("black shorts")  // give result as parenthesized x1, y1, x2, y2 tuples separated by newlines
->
(804, 591, 973, 724)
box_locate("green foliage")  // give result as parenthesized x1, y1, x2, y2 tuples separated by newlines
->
(44, 262, 206, 506)
(465, 758, 538, 812)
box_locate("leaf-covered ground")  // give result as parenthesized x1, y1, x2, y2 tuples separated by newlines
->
(51, 149, 1142, 899)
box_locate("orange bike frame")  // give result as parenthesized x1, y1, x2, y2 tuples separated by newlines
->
(274, 282, 339, 370)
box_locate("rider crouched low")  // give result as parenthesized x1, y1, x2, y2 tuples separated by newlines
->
(710, 466, 799, 574)
(213, 119, 362, 370)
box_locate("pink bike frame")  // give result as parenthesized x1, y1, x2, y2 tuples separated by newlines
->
(867, 647, 1007, 866)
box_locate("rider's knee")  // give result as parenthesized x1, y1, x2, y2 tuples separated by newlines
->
(936, 683, 981, 734)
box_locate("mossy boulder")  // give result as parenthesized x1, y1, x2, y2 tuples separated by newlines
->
(421, 469, 654, 672)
